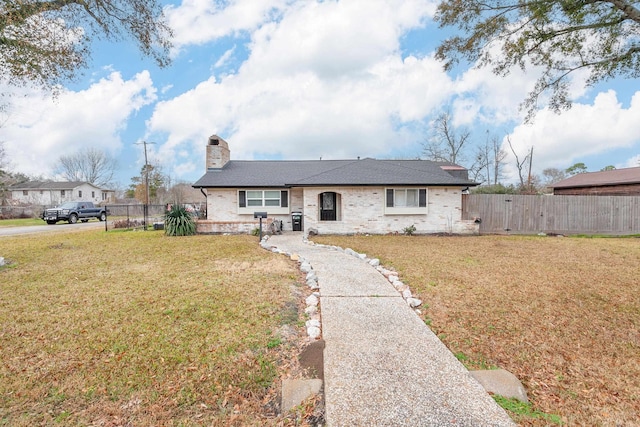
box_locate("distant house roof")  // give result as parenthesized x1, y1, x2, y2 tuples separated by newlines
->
(550, 167, 640, 189)
(8, 181, 111, 191)
(193, 158, 477, 188)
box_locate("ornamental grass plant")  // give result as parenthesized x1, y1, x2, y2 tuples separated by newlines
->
(164, 204, 196, 236)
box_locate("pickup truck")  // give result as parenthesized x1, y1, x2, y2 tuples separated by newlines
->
(42, 202, 107, 224)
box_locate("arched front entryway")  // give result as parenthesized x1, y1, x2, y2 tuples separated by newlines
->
(319, 192, 341, 221)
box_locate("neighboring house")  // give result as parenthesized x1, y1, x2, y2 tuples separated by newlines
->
(192, 135, 479, 235)
(551, 167, 640, 196)
(8, 181, 115, 205)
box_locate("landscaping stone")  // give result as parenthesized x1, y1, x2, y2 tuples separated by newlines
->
(281, 379, 323, 413)
(300, 262, 312, 273)
(306, 294, 319, 306)
(344, 248, 358, 257)
(306, 319, 321, 329)
(407, 298, 422, 308)
(307, 326, 321, 340)
(470, 369, 529, 403)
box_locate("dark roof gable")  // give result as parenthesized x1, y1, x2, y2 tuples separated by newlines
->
(551, 167, 640, 189)
(193, 158, 476, 188)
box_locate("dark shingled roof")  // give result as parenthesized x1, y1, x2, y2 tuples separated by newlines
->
(193, 158, 477, 188)
(8, 181, 93, 190)
(550, 167, 640, 189)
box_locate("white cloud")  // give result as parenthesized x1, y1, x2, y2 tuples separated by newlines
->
(623, 155, 640, 168)
(242, 0, 432, 79)
(214, 46, 236, 68)
(165, 0, 290, 49)
(148, 0, 446, 176)
(502, 90, 640, 180)
(3, 71, 157, 178)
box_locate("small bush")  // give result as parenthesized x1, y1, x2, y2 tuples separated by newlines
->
(112, 219, 145, 229)
(403, 224, 416, 235)
(165, 204, 197, 236)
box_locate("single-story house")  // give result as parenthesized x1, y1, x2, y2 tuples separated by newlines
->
(551, 167, 640, 195)
(8, 181, 115, 205)
(192, 135, 479, 235)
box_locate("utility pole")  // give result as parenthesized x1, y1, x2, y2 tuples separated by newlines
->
(136, 141, 155, 230)
(527, 146, 534, 193)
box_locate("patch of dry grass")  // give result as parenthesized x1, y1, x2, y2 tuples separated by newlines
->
(0, 230, 314, 426)
(313, 235, 640, 426)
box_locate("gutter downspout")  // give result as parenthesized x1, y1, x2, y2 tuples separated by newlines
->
(199, 188, 207, 219)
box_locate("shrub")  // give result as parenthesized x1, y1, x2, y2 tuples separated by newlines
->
(403, 224, 416, 236)
(165, 204, 196, 236)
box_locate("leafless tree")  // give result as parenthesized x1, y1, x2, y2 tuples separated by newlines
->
(422, 111, 470, 164)
(470, 133, 508, 185)
(56, 147, 118, 187)
(507, 136, 533, 191)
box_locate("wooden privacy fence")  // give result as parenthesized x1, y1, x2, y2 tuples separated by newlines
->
(462, 194, 640, 235)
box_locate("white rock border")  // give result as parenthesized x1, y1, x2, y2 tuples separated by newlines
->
(260, 235, 323, 341)
(260, 235, 424, 341)
(303, 238, 423, 311)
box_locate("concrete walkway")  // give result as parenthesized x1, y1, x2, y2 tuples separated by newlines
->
(266, 233, 515, 427)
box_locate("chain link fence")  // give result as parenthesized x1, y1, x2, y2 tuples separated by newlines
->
(104, 203, 205, 231)
(0, 202, 205, 231)
(105, 204, 167, 231)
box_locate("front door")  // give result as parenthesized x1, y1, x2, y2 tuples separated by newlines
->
(320, 192, 337, 221)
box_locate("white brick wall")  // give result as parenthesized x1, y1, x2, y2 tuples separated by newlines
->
(201, 186, 478, 235)
(302, 187, 477, 235)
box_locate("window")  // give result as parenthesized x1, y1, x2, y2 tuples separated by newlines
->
(385, 188, 427, 214)
(22, 190, 28, 196)
(78, 190, 82, 197)
(238, 190, 289, 214)
(91, 191, 95, 198)
(61, 190, 66, 197)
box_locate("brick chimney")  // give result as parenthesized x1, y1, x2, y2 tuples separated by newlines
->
(206, 135, 230, 169)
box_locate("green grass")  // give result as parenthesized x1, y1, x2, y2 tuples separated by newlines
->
(493, 395, 563, 425)
(0, 217, 44, 227)
(0, 230, 304, 426)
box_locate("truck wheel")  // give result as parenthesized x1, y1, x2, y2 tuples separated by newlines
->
(99, 212, 106, 221)
(68, 214, 78, 224)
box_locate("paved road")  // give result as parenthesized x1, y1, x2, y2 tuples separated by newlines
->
(0, 221, 105, 237)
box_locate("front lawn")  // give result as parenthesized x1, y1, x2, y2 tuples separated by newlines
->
(0, 230, 311, 426)
(313, 235, 640, 426)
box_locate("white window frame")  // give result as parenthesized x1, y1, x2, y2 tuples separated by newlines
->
(384, 188, 428, 215)
(238, 189, 290, 215)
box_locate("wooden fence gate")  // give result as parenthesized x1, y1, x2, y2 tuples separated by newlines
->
(462, 194, 640, 235)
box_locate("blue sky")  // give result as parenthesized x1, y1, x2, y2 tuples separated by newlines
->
(2, 0, 640, 191)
